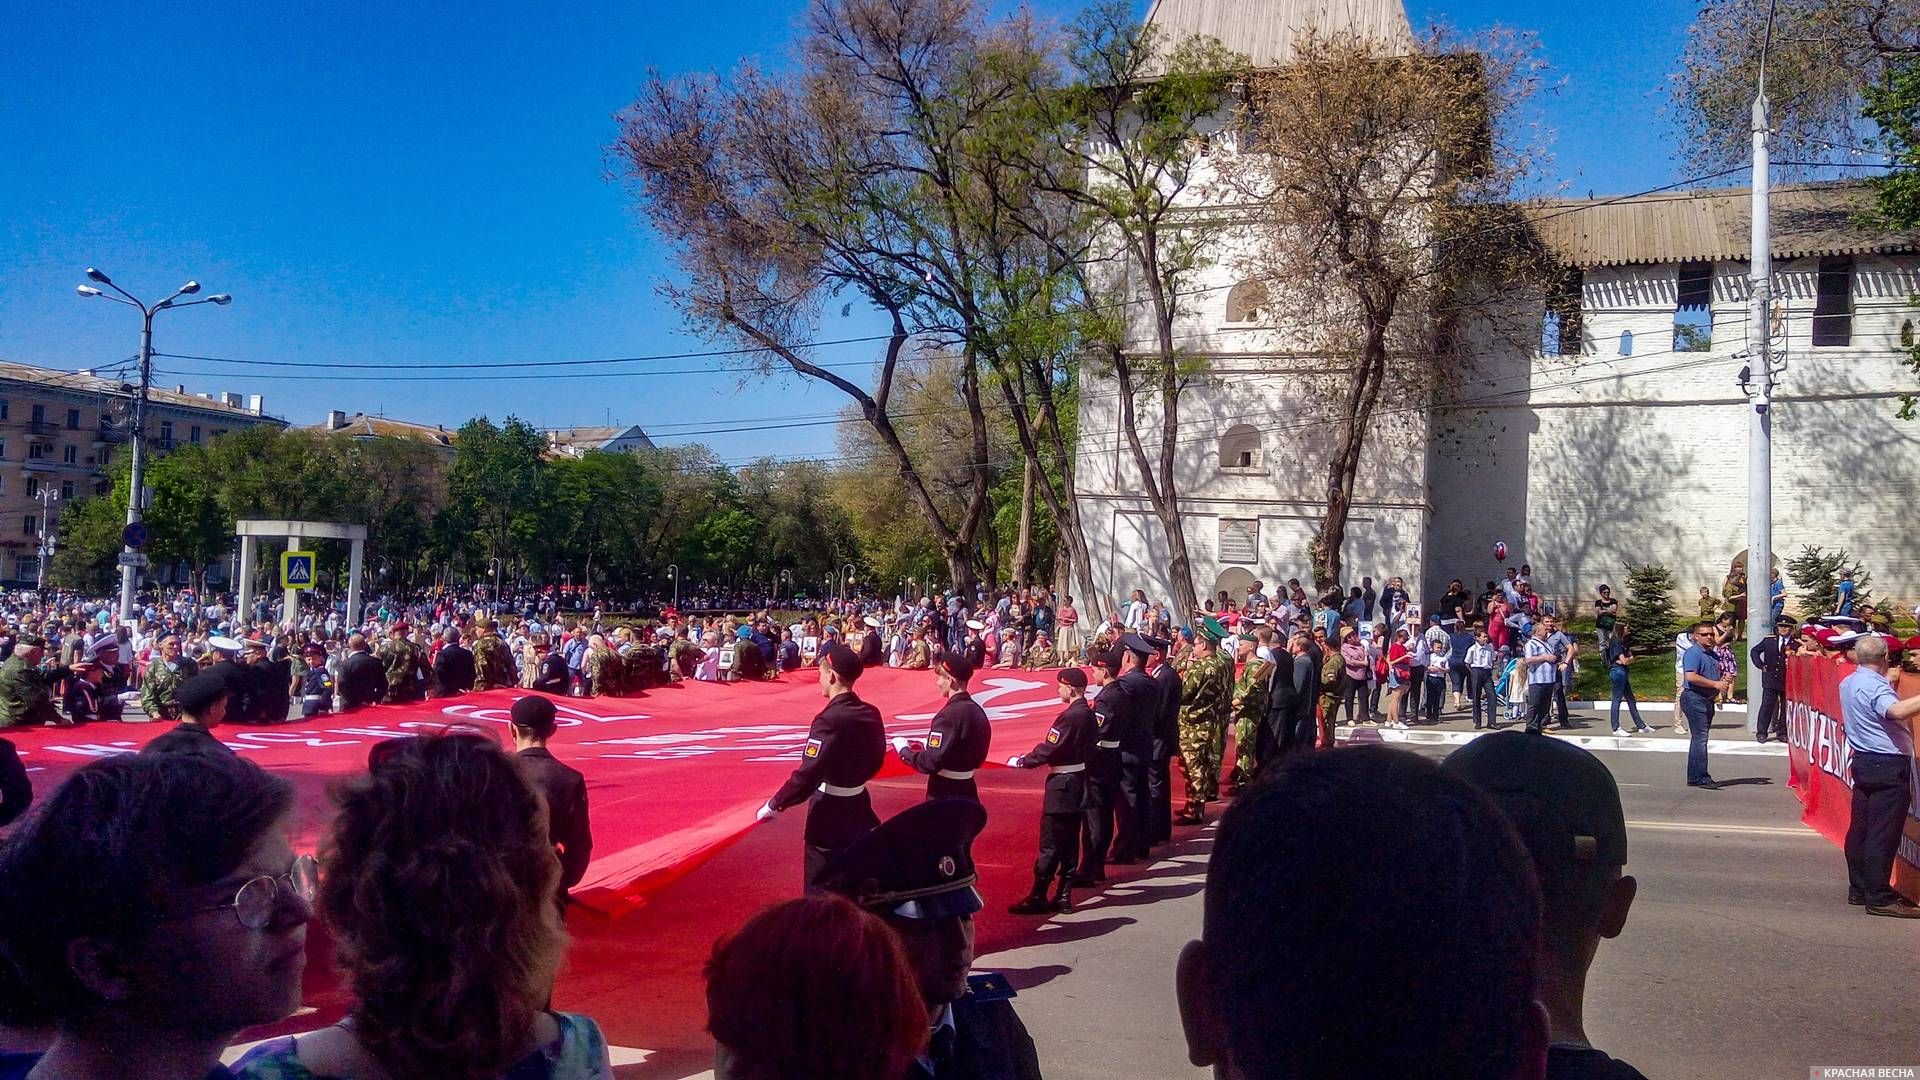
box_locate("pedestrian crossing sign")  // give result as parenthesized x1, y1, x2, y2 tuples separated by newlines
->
(281, 550, 316, 590)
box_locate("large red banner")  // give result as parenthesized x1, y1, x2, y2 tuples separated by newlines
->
(1784, 654, 1920, 903)
(1, 667, 1071, 919)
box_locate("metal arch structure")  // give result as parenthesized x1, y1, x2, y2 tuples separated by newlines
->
(234, 519, 368, 628)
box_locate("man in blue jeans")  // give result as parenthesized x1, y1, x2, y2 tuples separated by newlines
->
(1678, 621, 1732, 788)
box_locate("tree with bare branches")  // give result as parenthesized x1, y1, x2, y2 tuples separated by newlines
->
(1216, 28, 1555, 591)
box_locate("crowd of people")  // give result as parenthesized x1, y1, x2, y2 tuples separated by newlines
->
(0, 561, 1913, 1078)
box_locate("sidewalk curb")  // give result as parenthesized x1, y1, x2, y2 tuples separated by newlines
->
(1336, 725, 1788, 756)
(1565, 700, 1747, 714)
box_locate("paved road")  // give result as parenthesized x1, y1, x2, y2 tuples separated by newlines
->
(989, 746, 1914, 1080)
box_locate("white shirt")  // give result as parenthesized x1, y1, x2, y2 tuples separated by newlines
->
(1124, 600, 1149, 630)
(1466, 643, 1496, 669)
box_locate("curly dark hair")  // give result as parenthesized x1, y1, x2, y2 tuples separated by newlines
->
(0, 751, 293, 1026)
(320, 730, 564, 1080)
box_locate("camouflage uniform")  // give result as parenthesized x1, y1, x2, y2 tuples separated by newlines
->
(472, 633, 516, 691)
(1175, 648, 1234, 814)
(1023, 640, 1057, 669)
(586, 642, 622, 696)
(1230, 653, 1272, 787)
(140, 657, 199, 721)
(0, 655, 60, 729)
(378, 636, 427, 703)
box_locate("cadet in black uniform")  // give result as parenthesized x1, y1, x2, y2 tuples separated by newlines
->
(1147, 637, 1182, 847)
(1073, 647, 1124, 885)
(819, 799, 1043, 1080)
(894, 653, 991, 802)
(1006, 667, 1095, 915)
(758, 643, 887, 892)
(1111, 633, 1158, 865)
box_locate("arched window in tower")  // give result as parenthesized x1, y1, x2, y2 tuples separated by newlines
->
(1225, 281, 1270, 325)
(1219, 424, 1262, 471)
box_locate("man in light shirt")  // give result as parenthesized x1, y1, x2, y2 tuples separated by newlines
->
(1465, 630, 1497, 730)
(1522, 622, 1560, 735)
(1838, 634, 1920, 917)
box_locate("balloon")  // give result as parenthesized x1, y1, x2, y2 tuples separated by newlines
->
(1494, 541, 1509, 562)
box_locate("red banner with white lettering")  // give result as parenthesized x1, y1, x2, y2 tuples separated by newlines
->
(1784, 654, 1920, 903)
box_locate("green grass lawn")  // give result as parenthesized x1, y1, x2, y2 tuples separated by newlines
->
(1558, 616, 1745, 703)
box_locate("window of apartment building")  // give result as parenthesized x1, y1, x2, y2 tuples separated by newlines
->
(190, 425, 201, 444)
(29, 404, 45, 425)
(22, 517, 35, 537)
(213, 428, 228, 438)
(0, 439, 8, 460)
(1541, 269, 1584, 356)
(159, 420, 174, 444)
(62, 445, 77, 464)
(60, 481, 74, 500)
(25, 478, 38, 498)
(1673, 263, 1713, 352)
(1218, 518, 1259, 564)
(15, 557, 34, 581)
(27, 443, 46, 460)
(65, 408, 79, 430)
(1812, 257, 1854, 347)
(0, 400, 9, 420)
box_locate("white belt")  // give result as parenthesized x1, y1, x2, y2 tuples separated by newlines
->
(936, 769, 975, 780)
(1096, 740, 1121, 749)
(819, 783, 867, 797)
(1049, 762, 1086, 774)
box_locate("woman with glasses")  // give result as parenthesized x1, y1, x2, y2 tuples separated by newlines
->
(0, 752, 311, 1080)
(233, 730, 612, 1079)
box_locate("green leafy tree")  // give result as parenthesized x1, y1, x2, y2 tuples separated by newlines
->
(1786, 545, 1873, 617)
(1861, 58, 1920, 416)
(49, 481, 125, 592)
(1623, 562, 1681, 653)
(448, 416, 549, 584)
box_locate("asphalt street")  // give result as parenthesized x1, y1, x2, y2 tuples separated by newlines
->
(987, 745, 1916, 1080)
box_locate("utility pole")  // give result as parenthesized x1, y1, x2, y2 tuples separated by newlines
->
(1744, 1, 1779, 731)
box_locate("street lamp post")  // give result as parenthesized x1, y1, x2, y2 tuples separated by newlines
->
(666, 563, 680, 611)
(76, 268, 230, 622)
(34, 488, 60, 592)
(841, 563, 856, 606)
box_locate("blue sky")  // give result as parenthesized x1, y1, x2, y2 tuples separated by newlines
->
(1, 0, 1704, 461)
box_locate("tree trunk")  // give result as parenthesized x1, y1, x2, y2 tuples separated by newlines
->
(1110, 345, 1200, 621)
(1313, 317, 1394, 593)
(1012, 457, 1036, 590)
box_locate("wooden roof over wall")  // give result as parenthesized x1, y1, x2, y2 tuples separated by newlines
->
(1144, 0, 1412, 68)
(1528, 181, 1918, 268)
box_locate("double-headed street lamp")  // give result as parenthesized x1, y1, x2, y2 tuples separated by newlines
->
(76, 267, 231, 622)
(666, 563, 680, 611)
(841, 562, 856, 605)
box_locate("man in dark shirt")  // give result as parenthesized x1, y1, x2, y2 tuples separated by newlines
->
(758, 644, 887, 891)
(533, 639, 571, 694)
(510, 696, 593, 911)
(1147, 637, 1182, 847)
(1006, 667, 1095, 915)
(432, 626, 476, 698)
(141, 670, 235, 757)
(894, 654, 991, 801)
(1110, 635, 1159, 864)
(336, 635, 386, 711)
(1446, 732, 1649, 1079)
(1748, 616, 1795, 744)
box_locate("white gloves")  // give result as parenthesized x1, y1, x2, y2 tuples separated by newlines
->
(891, 736, 912, 753)
(755, 802, 778, 824)
(1005, 755, 1023, 768)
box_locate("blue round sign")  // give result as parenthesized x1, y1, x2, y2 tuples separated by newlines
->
(121, 522, 149, 549)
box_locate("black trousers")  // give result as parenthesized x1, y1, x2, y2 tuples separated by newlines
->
(1525, 682, 1554, 734)
(1341, 677, 1367, 725)
(802, 843, 837, 895)
(1552, 680, 1572, 726)
(1079, 775, 1115, 878)
(1755, 684, 1786, 742)
(1035, 811, 1082, 886)
(1467, 667, 1494, 728)
(1147, 749, 1173, 844)
(1845, 752, 1912, 907)
(1405, 665, 1426, 716)
(1114, 755, 1150, 860)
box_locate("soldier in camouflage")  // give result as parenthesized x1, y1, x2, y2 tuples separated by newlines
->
(377, 623, 427, 703)
(1229, 633, 1272, 790)
(1174, 626, 1234, 824)
(139, 634, 199, 722)
(0, 636, 63, 729)
(471, 618, 517, 691)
